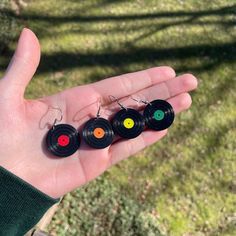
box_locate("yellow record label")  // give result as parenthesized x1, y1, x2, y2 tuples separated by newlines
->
(123, 118, 135, 129)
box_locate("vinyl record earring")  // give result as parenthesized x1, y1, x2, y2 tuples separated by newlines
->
(111, 96, 145, 139)
(82, 103, 114, 149)
(46, 107, 80, 157)
(132, 98, 175, 131)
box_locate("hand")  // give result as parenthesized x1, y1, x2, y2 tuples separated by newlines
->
(0, 29, 197, 198)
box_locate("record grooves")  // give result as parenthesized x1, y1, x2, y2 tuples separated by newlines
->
(46, 124, 80, 157)
(143, 99, 175, 131)
(112, 108, 145, 139)
(82, 117, 114, 149)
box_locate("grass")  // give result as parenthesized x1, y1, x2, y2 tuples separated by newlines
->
(0, 0, 20, 52)
(1, 0, 236, 235)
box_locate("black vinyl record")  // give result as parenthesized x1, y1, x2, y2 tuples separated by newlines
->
(82, 117, 114, 149)
(46, 124, 80, 157)
(112, 108, 145, 139)
(143, 99, 175, 131)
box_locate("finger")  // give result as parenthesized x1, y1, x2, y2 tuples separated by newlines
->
(92, 66, 176, 103)
(105, 73, 197, 113)
(109, 92, 192, 165)
(1, 28, 40, 101)
(165, 73, 198, 98)
(110, 130, 168, 166)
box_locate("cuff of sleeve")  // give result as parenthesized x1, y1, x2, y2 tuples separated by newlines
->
(0, 166, 59, 236)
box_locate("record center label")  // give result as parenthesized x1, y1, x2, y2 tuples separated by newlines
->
(93, 127, 105, 139)
(58, 134, 70, 146)
(153, 110, 165, 121)
(123, 118, 135, 129)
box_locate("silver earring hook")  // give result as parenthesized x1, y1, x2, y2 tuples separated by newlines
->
(131, 96, 152, 105)
(50, 106, 63, 127)
(109, 95, 127, 110)
(96, 98, 102, 118)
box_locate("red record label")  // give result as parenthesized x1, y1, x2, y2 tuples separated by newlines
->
(57, 134, 70, 146)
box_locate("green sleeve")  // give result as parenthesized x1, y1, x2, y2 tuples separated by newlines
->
(0, 166, 59, 236)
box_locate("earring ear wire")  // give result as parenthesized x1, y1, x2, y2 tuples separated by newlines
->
(49, 106, 63, 128)
(96, 98, 102, 118)
(130, 96, 152, 106)
(109, 95, 127, 110)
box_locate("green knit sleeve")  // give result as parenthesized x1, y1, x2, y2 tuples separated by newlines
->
(0, 166, 59, 236)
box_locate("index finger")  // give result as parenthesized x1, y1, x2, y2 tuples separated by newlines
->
(92, 66, 176, 104)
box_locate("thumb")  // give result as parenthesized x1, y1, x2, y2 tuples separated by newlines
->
(1, 28, 40, 101)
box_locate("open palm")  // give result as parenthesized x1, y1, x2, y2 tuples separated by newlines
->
(0, 29, 197, 199)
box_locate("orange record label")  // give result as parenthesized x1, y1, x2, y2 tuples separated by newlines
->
(93, 127, 105, 139)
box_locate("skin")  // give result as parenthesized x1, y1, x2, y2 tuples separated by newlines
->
(0, 28, 198, 199)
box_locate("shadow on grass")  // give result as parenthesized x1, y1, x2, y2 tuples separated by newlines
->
(1, 4, 235, 79)
(0, 42, 235, 81)
(3, 4, 236, 22)
(2, 3, 236, 40)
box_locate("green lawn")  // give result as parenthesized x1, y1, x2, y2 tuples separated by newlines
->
(1, 0, 236, 235)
